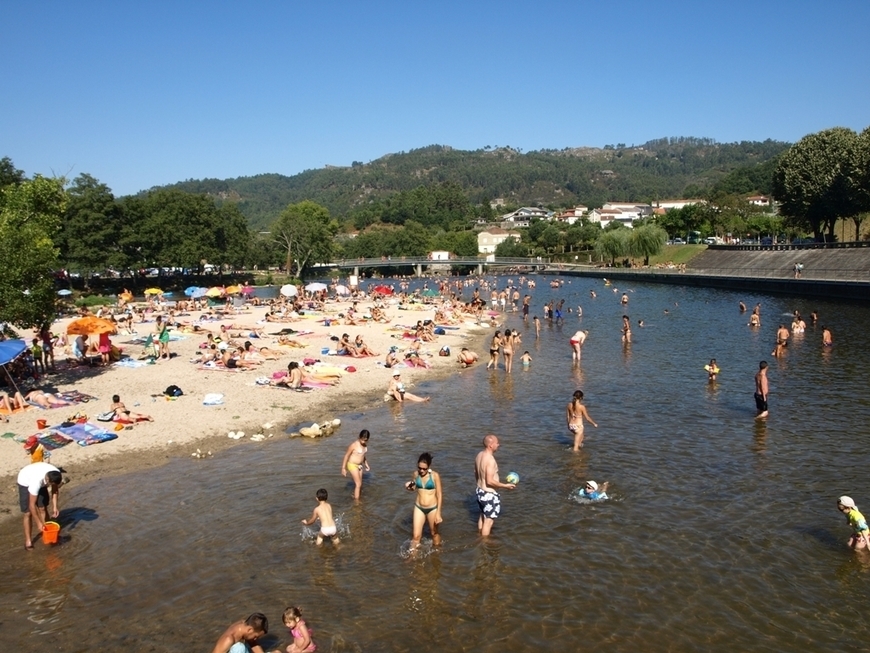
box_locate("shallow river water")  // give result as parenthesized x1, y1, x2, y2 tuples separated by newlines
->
(2, 278, 870, 652)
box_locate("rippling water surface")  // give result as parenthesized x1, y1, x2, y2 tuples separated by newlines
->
(2, 278, 870, 652)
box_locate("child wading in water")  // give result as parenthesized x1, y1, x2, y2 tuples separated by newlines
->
(837, 496, 870, 550)
(302, 488, 339, 546)
(278, 606, 316, 653)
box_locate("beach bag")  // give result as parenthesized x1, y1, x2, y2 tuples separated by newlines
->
(439, 346, 451, 357)
(164, 385, 184, 397)
(96, 411, 115, 422)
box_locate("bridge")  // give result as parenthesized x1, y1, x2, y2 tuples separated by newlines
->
(320, 256, 550, 277)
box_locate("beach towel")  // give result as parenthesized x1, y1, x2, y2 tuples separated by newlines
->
(53, 422, 118, 446)
(197, 363, 244, 372)
(58, 391, 98, 404)
(38, 432, 74, 451)
(203, 393, 224, 405)
(114, 358, 150, 368)
(0, 405, 31, 416)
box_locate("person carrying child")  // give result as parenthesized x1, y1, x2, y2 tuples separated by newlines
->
(301, 488, 339, 546)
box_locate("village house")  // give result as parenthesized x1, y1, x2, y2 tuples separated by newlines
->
(477, 227, 522, 254)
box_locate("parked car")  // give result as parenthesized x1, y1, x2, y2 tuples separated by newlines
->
(672, 238, 685, 245)
(761, 237, 773, 246)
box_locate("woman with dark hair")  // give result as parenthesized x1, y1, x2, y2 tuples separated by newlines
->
(341, 429, 371, 500)
(405, 452, 442, 548)
(567, 390, 598, 451)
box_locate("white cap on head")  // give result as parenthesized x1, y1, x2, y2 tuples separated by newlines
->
(838, 495, 856, 508)
(392, 371, 401, 376)
(586, 481, 598, 491)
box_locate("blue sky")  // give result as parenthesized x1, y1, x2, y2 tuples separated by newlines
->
(3, 1, 868, 197)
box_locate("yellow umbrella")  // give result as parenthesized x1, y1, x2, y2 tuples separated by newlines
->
(67, 317, 118, 335)
(205, 287, 224, 297)
(225, 285, 242, 294)
(144, 288, 163, 295)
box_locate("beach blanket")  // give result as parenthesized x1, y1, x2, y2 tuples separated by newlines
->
(196, 363, 245, 372)
(58, 391, 98, 404)
(114, 358, 151, 368)
(52, 422, 118, 446)
(38, 432, 74, 451)
(0, 405, 31, 416)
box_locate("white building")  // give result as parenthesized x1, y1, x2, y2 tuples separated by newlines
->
(477, 227, 522, 254)
(500, 206, 551, 223)
(654, 199, 706, 211)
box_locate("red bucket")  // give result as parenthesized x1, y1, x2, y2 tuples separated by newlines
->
(43, 521, 60, 545)
(36, 419, 48, 430)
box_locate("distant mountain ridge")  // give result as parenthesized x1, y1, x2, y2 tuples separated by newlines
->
(154, 138, 790, 230)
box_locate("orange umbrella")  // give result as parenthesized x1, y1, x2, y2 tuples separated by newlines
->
(67, 317, 118, 336)
(205, 287, 224, 297)
(225, 285, 242, 294)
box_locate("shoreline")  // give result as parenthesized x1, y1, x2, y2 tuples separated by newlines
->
(0, 296, 492, 523)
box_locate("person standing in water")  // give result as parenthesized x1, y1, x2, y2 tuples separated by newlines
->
(474, 434, 515, 537)
(567, 390, 598, 451)
(822, 326, 833, 346)
(405, 452, 442, 548)
(621, 315, 631, 344)
(772, 324, 790, 357)
(754, 361, 769, 419)
(341, 429, 370, 500)
(569, 330, 588, 363)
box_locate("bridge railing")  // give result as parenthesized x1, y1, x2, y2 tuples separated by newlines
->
(325, 256, 550, 267)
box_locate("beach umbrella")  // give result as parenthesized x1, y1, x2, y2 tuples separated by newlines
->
(184, 286, 200, 297)
(225, 285, 242, 294)
(280, 284, 298, 297)
(0, 339, 26, 366)
(67, 316, 118, 335)
(335, 284, 350, 295)
(205, 287, 224, 297)
(190, 287, 208, 298)
(119, 291, 134, 302)
(57, 289, 73, 296)
(422, 288, 439, 297)
(305, 282, 328, 292)
(144, 288, 163, 295)
(373, 285, 394, 296)
(241, 285, 255, 295)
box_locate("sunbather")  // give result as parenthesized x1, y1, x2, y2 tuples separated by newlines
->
(25, 389, 73, 409)
(110, 394, 153, 422)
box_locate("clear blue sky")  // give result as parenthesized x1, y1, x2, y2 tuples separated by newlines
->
(3, 0, 868, 197)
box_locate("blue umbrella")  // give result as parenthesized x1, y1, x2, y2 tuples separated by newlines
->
(191, 287, 208, 298)
(184, 286, 199, 297)
(0, 339, 26, 366)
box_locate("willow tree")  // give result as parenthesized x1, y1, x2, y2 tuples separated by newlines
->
(595, 228, 629, 265)
(629, 224, 668, 265)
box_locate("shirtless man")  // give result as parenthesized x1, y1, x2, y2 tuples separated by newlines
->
(772, 324, 790, 357)
(210, 613, 268, 653)
(474, 434, 515, 537)
(569, 330, 588, 362)
(822, 326, 833, 346)
(522, 295, 530, 321)
(754, 361, 769, 419)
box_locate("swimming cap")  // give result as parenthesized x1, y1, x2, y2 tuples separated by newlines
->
(586, 481, 598, 491)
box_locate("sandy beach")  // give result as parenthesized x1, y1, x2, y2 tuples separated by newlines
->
(0, 292, 489, 520)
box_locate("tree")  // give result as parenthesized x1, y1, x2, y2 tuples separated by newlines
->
(494, 237, 528, 257)
(0, 176, 66, 328)
(271, 200, 336, 277)
(772, 127, 862, 241)
(59, 174, 125, 280)
(628, 224, 667, 265)
(594, 228, 629, 265)
(539, 224, 562, 253)
(0, 156, 25, 191)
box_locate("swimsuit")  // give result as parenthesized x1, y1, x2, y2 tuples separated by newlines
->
(847, 508, 869, 536)
(320, 525, 337, 537)
(476, 487, 501, 520)
(290, 623, 316, 652)
(415, 473, 435, 490)
(346, 462, 363, 472)
(754, 392, 768, 412)
(415, 504, 437, 515)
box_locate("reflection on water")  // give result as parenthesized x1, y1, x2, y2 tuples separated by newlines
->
(2, 280, 870, 651)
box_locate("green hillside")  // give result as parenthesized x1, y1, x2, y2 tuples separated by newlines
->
(157, 137, 789, 230)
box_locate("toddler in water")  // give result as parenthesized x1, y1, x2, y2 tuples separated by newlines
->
(578, 480, 608, 501)
(520, 351, 533, 367)
(302, 488, 339, 546)
(278, 606, 316, 653)
(837, 496, 870, 550)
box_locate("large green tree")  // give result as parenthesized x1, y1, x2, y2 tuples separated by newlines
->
(628, 224, 667, 265)
(59, 174, 125, 279)
(271, 200, 336, 277)
(0, 176, 66, 328)
(772, 127, 862, 241)
(594, 227, 629, 265)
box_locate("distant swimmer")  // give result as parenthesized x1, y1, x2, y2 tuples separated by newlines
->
(754, 361, 769, 419)
(748, 313, 761, 327)
(567, 390, 598, 451)
(704, 359, 720, 382)
(772, 324, 789, 357)
(811, 310, 819, 324)
(739, 301, 747, 312)
(578, 480, 608, 501)
(822, 326, 833, 346)
(569, 330, 588, 362)
(621, 293, 629, 305)
(621, 315, 631, 344)
(637, 320, 644, 328)
(590, 289, 597, 298)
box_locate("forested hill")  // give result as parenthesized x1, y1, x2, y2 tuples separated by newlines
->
(157, 138, 789, 230)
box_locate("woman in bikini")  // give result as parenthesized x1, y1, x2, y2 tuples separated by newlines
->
(405, 451, 442, 548)
(567, 389, 598, 451)
(486, 330, 502, 370)
(341, 429, 370, 500)
(502, 328, 515, 373)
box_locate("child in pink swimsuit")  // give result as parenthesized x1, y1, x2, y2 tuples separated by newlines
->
(281, 606, 316, 653)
